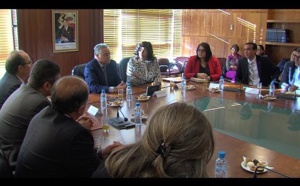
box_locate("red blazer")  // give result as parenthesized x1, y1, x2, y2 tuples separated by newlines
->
(184, 55, 222, 81)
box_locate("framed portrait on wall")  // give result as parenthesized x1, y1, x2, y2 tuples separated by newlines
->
(52, 10, 79, 53)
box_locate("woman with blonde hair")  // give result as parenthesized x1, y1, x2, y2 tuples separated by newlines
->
(92, 102, 215, 178)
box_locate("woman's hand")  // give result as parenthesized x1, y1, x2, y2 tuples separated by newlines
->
(197, 73, 208, 79)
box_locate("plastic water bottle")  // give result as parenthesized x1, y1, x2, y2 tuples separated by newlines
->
(181, 75, 187, 92)
(215, 151, 227, 178)
(219, 76, 224, 91)
(134, 102, 142, 126)
(126, 83, 132, 102)
(100, 89, 107, 111)
(269, 81, 275, 97)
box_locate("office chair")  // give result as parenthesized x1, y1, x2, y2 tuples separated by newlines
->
(119, 57, 131, 83)
(71, 63, 86, 79)
(0, 148, 13, 178)
(158, 58, 181, 77)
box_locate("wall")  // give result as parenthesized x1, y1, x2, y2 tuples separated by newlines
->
(181, 9, 268, 59)
(17, 9, 103, 76)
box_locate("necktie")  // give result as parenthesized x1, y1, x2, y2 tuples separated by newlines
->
(248, 62, 254, 85)
(103, 66, 108, 86)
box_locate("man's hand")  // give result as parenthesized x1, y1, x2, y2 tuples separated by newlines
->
(76, 114, 94, 130)
(116, 81, 126, 90)
(288, 85, 299, 92)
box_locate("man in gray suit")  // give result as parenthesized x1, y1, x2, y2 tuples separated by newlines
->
(0, 50, 32, 109)
(0, 59, 61, 173)
(15, 76, 121, 177)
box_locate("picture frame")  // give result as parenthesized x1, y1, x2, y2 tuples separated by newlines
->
(52, 10, 78, 53)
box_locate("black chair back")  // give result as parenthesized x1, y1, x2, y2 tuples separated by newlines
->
(119, 57, 131, 83)
(72, 63, 86, 79)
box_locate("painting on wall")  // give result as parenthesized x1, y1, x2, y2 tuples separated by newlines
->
(52, 10, 78, 53)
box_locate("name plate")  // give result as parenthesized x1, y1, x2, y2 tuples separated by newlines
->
(87, 105, 99, 116)
(153, 90, 167, 98)
(209, 83, 219, 89)
(245, 87, 259, 95)
(176, 83, 182, 89)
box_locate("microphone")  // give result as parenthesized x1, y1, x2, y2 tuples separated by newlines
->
(117, 107, 128, 122)
(107, 107, 134, 129)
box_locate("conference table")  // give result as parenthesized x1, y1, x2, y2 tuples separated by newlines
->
(87, 79, 300, 178)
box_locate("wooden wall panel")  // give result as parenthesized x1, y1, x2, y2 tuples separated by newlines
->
(181, 9, 268, 60)
(17, 9, 103, 77)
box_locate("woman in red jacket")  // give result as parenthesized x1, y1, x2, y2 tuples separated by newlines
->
(184, 42, 222, 81)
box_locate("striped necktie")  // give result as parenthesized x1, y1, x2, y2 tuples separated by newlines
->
(248, 62, 254, 85)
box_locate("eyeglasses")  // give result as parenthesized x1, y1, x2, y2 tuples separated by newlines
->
(293, 54, 300, 61)
(198, 49, 206, 53)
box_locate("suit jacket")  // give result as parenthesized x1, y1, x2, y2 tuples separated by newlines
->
(184, 55, 222, 81)
(0, 72, 22, 109)
(236, 55, 280, 87)
(57, 25, 74, 42)
(0, 84, 50, 171)
(280, 61, 297, 85)
(15, 106, 101, 178)
(84, 59, 121, 94)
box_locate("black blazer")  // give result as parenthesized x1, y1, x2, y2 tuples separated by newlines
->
(84, 59, 122, 94)
(236, 55, 280, 87)
(280, 61, 297, 85)
(15, 106, 101, 178)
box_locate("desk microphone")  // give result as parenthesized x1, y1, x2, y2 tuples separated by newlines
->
(118, 107, 128, 122)
(107, 107, 133, 129)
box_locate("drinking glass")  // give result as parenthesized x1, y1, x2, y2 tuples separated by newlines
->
(170, 80, 175, 89)
(118, 89, 124, 102)
(257, 83, 262, 97)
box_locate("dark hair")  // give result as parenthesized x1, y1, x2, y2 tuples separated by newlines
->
(134, 41, 155, 61)
(51, 76, 89, 114)
(245, 42, 257, 50)
(258, 44, 265, 55)
(5, 50, 28, 74)
(196, 42, 212, 61)
(29, 59, 61, 89)
(231, 44, 240, 52)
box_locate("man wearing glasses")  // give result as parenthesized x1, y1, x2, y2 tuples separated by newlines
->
(281, 50, 300, 92)
(84, 43, 126, 94)
(0, 50, 33, 109)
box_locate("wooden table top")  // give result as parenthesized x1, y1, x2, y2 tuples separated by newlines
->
(88, 80, 300, 178)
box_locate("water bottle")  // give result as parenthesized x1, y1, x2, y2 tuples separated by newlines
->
(126, 83, 132, 102)
(269, 81, 275, 97)
(100, 89, 107, 111)
(134, 102, 142, 126)
(215, 151, 227, 178)
(219, 76, 224, 91)
(181, 75, 187, 92)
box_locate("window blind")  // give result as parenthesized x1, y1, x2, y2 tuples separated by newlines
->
(0, 9, 14, 78)
(104, 9, 182, 63)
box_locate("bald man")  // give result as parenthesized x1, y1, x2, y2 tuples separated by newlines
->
(15, 76, 121, 177)
(0, 50, 32, 109)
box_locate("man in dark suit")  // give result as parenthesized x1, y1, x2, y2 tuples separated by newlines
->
(15, 76, 121, 177)
(84, 43, 126, 93)
(0, 59, 60, 172)
(0, 50, 32, 109)
(57, 18, 75, 43)
(280, 50, 300, 92)
(236, 42, 280, 87)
